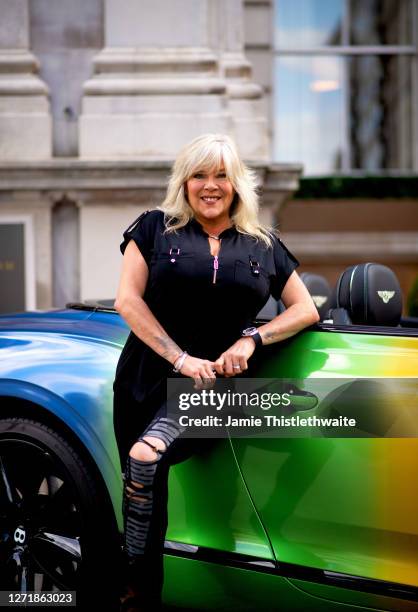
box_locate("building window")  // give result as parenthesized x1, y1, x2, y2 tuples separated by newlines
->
(273, 0, 417, 175)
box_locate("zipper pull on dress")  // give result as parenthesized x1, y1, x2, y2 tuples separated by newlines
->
(249, 256, 260, 276)
(212, 255, 219, 284)
(169, 246, 180, 263)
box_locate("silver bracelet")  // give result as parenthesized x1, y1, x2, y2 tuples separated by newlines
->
(173, 351, 188, 373)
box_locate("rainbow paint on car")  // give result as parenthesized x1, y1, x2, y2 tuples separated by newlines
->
(0, 306, 417, 610)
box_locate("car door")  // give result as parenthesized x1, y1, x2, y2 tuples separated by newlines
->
(231, 328, 418, 610)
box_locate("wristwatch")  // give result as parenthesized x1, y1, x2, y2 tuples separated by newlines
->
(241, 327, 263, 347)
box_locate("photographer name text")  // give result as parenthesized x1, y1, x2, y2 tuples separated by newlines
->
(178, 415, 357, 428)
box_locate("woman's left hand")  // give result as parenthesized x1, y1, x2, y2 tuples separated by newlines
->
(214, 337, 255, 377)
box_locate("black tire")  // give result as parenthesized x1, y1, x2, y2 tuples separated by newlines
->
(0, 417, 120, 611)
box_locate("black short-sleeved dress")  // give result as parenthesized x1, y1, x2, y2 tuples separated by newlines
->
(113, 209, 299, 464)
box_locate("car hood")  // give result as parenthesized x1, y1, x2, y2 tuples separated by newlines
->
(0, 308, 130, 348)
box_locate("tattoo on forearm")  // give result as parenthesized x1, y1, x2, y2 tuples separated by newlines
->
(263, 330, 281, 344)
(154, 334, 182, 359)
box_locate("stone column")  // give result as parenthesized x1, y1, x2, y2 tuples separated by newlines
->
(0, 0, 51, 160)
(79, 0, 231, 159)
(218, 0, 269, 160)
(80, 0, 268, 160)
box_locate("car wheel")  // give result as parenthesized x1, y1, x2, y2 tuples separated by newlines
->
(0, 417, 120, 609)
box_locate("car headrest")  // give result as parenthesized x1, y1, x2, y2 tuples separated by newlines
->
(299, 273, 332, 320)
(256, 295, 279, 320)
(256, 296, 285, 321)
(335, 263, 402, 326)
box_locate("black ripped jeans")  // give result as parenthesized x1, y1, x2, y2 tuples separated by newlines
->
(113, 385, 208, 608)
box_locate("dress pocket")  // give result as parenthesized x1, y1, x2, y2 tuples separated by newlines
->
(149, 252, 196, 286)
(234, 259, 270, 303)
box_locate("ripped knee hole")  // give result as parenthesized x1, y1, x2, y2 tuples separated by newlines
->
(128, 437, 166, 463)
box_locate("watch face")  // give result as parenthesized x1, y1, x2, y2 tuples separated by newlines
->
(242, 327, 257, 336)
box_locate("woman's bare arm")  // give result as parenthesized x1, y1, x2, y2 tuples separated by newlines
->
(115, 240, 215, 381)
(214, 271, 319, 376)
(258, 271, 320, 344)
(114, 240, 183, 365)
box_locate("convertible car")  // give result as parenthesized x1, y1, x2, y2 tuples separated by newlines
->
(0, 262, 417, 611)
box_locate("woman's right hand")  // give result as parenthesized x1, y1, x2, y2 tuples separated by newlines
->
(179, 355, 216, 389)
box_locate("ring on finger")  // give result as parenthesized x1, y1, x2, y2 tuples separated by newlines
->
(232, 364, 241, 369)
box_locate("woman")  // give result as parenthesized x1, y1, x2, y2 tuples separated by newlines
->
(113, 133, 319, 611)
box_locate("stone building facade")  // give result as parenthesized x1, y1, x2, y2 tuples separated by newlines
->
(0, 0, 302, 312)
(0, 0, 417, 313)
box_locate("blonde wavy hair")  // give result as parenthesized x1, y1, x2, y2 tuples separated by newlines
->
(159, 133, 274, 247)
